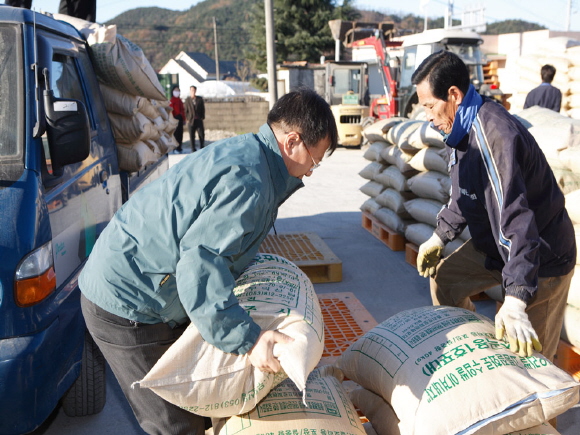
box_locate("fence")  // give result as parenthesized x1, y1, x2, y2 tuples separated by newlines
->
(204, 96, 269, 134)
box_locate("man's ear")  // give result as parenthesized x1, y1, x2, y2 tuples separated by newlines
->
(284, 131, 302, 155)
(448, 86, 464, 106)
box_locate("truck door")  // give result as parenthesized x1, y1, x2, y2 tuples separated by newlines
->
(38, 31, 121, 289)
(325, 62, 367, 106)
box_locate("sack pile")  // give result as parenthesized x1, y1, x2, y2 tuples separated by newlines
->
(52, 14, 177, 172)
(134, 253, 324, 418)
(336, 305, 579, 435)
(501, 36, 580, 117)
(359, 117, 469, 254)
(512, 107, 580, 352)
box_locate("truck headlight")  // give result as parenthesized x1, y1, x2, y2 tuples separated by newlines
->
(14, 241, 56, 307)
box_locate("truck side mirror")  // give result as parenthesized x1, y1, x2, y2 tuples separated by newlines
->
(42, 68, 90, 171)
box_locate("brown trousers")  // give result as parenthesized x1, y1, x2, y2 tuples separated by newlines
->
(430, 239, 573, 363)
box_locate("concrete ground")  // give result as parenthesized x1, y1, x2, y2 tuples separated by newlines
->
(31, 138, 580, 434)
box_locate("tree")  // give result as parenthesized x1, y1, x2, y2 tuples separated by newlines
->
(246, 0, 355, 72)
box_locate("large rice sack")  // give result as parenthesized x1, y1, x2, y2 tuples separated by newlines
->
(403, 198, 444, 227)
(380, 145, 416, 174)
(407, 171, 451, 203)
(55, 14, 166, 101)
(565, 189, 580, 223)
(350, 387, 401, 435)
(561, 305, 580, 349)
(375, 166, 411, 192)
(408, 147, 449, 174)
(364, 142, 389, 162)
(336, 306, 580, 435)
(134, 254, 324, 418)
(407, 121, 446, 150)
(116, 141, 157, 172)
(360, 180, 387, 198)
(108, 111, 157, 144)
(99, 83, 144, 116)
(374, 207, 410, 235)
(387, 120, 423, 153)
(403, 222, 463, 257)
(360, 162, 388, 181)
(213, 365, 367, 435)
(361, 198, 381, 215)
(375, 189, 414, 217)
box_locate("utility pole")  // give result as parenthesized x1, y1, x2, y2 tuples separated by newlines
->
(213, 17, 220, 82)
(566, 0, 572, 31)
(265, 0, 278, 108)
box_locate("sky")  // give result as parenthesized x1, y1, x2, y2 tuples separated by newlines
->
(34, 0, 580, 32)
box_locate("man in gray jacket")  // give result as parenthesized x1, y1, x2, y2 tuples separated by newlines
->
(79, 88, 338, 434)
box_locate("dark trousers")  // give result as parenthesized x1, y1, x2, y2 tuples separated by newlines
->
(188, 119, 205, 150)
(173, 114, 184, 152)
(80, 294, 207, 435)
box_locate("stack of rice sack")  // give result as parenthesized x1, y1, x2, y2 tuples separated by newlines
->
(359, 118, 421, 236)
(360, 117, 470, 254)
(501, 36, 580, 116)
(134, 254, 325, 420)
(53, 14, 178, 172)
(511, 106, 580, 356)
(336, 305, 580, 435)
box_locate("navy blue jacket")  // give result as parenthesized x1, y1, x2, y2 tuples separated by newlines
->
(524, 83, 562, 112)
(435, 86, 575, 303)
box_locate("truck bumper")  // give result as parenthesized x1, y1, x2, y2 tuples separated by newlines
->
(0, 312, 84, 435)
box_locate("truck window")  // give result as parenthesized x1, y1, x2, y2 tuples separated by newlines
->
(42, 53, 88, 176)
(0, 24, 23, 181)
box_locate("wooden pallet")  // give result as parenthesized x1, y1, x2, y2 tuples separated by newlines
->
(259, 232, 342, 283)
(554, 339, 580, 381)
(361, 211, 406, 251)
(317, 292, 378, 366)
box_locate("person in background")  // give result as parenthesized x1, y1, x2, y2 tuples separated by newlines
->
(78, 88, 338, 435)
(169, 85, 185, 153)
(185, 85, 205, 151)
(414, 51, 575, 369)
(524, 64, 562, 112)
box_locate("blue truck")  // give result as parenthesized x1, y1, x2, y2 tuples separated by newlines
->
(0, 7, 168, 434)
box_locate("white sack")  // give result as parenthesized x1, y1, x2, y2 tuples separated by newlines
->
(135, 254, 324, 418)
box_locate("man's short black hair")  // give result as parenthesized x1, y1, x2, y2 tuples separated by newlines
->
(541, 64, 556, 83)
(267, 88, 338, 155)
(411, 50, 470, 101)
(190, 85, 197, 90)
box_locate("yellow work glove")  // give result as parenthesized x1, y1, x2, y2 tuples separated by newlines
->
(417, 233, 445, 278)
(495, 295, 542, 357)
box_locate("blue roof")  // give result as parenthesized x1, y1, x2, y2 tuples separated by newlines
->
(184, 52, 239, 78)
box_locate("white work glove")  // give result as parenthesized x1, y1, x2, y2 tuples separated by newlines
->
(417, 233, 445, 278)
(495, 295, 542, 357)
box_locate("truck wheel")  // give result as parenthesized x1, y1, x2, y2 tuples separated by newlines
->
(62, 330, 106, 417)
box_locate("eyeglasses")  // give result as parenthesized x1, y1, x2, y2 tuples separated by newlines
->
(302, 142, 321, 171)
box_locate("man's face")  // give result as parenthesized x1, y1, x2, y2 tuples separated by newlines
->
(284, 132, 330, 179)
(416, 80, 461, 135)
(190, 87, 196, 98)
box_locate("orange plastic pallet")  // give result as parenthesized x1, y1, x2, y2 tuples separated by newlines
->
(555, 339, 580, 381)
(361, 211, 406, 251)
(260, 232, 342, 283)
(317, 292, 378, 366)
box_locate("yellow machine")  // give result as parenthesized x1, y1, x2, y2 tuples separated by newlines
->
(331, 92, 368, 147)
(325, 62, 369, 147)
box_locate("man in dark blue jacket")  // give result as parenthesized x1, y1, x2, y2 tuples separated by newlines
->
(414, 51, 575, 364)
(524, 64, 562, 112)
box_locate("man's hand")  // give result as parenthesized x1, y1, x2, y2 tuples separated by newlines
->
(495, 296, 542, 357)
(417, 233, 445, 278)
(247, 330, 294, 374)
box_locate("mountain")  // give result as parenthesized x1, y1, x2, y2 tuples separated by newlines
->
(106, 1, 546, 71)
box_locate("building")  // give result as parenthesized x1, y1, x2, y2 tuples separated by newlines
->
(159, 51, 239, 92)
